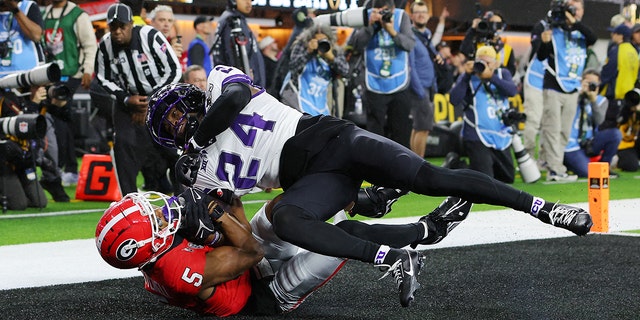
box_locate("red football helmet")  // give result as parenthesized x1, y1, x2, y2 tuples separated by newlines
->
(95, 192, 182, 269)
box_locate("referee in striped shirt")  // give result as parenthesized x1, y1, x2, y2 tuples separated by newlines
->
(95, 3, 181, 195)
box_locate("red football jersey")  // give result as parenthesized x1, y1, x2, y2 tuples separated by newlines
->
(142, 239, 252, 316)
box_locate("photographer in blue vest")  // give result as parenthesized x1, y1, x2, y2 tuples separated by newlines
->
(0, 0, 43, 77)
(563, 69, 621, 178)
(280, 23, 349, 116)
(449, 46, 519, 184)
(535, 0, 596, 182)
(350, 0, 415, 148)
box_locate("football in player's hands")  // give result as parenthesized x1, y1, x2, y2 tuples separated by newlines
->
(178, 188, 219, 245)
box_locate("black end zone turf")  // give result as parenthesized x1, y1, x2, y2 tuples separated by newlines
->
(2, 235, 639, 319)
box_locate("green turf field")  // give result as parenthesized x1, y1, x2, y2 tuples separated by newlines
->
(1, 159, 638, 246)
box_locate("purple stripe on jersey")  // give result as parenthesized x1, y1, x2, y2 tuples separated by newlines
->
(252, 87, 265, 98)
(221, 74, 253, 88)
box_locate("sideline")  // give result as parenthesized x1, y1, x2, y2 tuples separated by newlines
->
(1, 199, 639, 291)
(0, 200, 268, 219)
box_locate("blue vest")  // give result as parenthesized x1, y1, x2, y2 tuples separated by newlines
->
(525, 54, 546, 90)
(550, 28, 587, 92)
(364, 8, 409, 94)
(0, 1, 41, 76)
(296, 57, 332, 116)
(464, 74, 514, 150)
(187, 36, 212, 76)
(566, 95, 602, 152)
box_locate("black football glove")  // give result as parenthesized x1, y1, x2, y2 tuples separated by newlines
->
(175, 153, 201, 187)
(178, 188, 224, 245)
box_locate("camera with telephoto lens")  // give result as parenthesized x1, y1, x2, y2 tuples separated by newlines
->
(47, 84, 71, 100)
(314, 7, 369, 28)
(547, 0, 576, 28)
(378, 8, 393, 24)
(501, 108, 527, 126)
(0, 114, 46, 140)
(588, 82, 598, 92)
(473, 60, 488, 74)
(317, 39, 331, 54)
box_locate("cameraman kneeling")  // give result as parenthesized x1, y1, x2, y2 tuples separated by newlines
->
(563, 70, 621, 178)
(449, 46, 519, 183)
(0, 92, 48, 210)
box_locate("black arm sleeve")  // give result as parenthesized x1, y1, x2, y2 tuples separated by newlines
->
(191, 82, 252, 147)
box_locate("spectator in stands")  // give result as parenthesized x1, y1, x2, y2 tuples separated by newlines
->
(187, 16, 214, 76)
(183, 64, 207, 91)
(42, 0, 97, 187)
(95, 3, 181, 195)
(460, 10, 515, 76)
(535, 0, 596, 181)
(600, 24, 638, 103)
(350, 0, 416, 148)
(280, 24, 349, 115)
(211, 0, 266, 87)
(259, 36, 279, 90)
(0, 0, 43, 77)
(449, 46, 518, 183)
(564, 69, 621, 178)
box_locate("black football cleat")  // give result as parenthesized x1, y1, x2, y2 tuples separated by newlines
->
(537, 203, 593, 236)
(411, 197, 472, 248)
(379, 249, 424, 307)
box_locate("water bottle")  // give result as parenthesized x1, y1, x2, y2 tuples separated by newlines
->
(25, 168, 36, 181)
(353, 85, 363, 115)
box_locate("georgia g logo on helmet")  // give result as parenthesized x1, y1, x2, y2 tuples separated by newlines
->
(116, 239, 138, 261)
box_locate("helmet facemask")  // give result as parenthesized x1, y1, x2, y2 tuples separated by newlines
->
(147, 83, 205, 150)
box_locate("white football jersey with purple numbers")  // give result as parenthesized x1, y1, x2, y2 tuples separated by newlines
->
(194, 65, 303, 197)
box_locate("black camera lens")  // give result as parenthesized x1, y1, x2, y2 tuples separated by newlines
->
(473, 60, 487, 74)
(380, 9, 393, 23)
(317, 39, 331, 54)
(47, 84, 71, 100)
(588, 82, 598, 92)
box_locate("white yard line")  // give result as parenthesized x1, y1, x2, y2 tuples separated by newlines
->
(1, 199, 638, 291)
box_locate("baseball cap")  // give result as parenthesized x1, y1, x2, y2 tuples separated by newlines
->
(632, 23, 640, 33)
(259, 36, 275, 50)
(193, 16, 213, 29)
(475, 45, 497, 60)
(612, 24, 631, 39)
(436, 41, 449, 50)
(107, 3, 132, 25)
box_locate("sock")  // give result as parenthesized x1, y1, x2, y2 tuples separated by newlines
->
(530, 197, 546, 217)
(374, 245, 402, 265)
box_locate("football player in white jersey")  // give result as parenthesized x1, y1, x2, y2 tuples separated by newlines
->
(147, 65, 593, 307)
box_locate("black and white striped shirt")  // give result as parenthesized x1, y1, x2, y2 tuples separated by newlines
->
(95, 25, 181, 104)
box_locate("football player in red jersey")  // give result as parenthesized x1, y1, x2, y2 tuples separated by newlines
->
(96, 187, 473, 316)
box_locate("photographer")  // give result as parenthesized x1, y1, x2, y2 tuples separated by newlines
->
(460, 10, 515, 76)
(615, 88, 640, 172)
(0, 89, 48, 210)
(0, 0, 43, 77)
(563, 69, 621, 178)
(280, 23, 349, 115)
(600, 24, 638, 102)
(534, 0, 596, 182)
(449, 46, 519, 183)
(350, 0, 416, 148)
